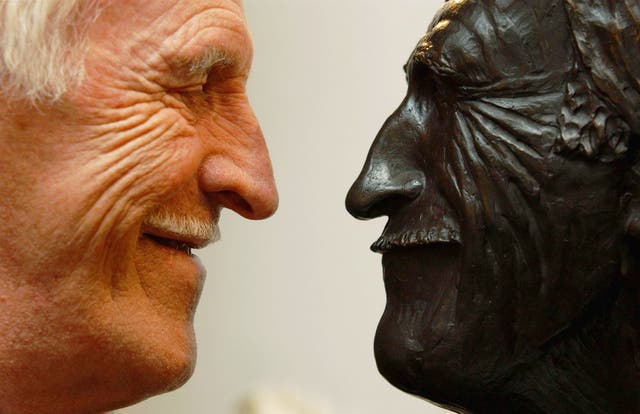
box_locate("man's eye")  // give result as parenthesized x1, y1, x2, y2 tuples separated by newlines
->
(178, 84, 205, 95)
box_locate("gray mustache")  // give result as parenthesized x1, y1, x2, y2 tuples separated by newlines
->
(372, 227, 461, 253)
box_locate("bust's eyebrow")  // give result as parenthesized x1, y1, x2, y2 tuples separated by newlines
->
(412, 33, 432, 66)
(412, 19, 452, 68)
(405, 36, 435, 79)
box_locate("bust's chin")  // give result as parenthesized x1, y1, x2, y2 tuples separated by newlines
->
(374, 246, 534, 410)
(374, 246, 472, 406)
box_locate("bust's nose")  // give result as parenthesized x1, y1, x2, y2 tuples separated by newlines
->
(346, 166, 425, 220)
(346, 121, 425, 220)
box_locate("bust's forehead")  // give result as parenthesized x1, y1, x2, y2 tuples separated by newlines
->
(414, 0, 575, 88)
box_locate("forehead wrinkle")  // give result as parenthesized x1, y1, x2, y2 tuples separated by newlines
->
(413, 1, 574, 92)
(156, 5, 249, 75)
(415, 4, 500, 80)
(413, 1, 486, 74)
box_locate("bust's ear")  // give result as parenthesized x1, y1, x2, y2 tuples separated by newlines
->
(625, 157, 640, 236)
(626, 201, 640, 239)
(623, 160, 640, 276)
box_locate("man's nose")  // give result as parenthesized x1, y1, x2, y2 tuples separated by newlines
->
(198, 106, 278, 220)
(346, 120, 425, 220)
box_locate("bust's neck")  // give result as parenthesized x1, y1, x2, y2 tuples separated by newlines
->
(493, 282, 640, 414)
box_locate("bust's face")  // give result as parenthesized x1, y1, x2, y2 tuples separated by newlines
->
(347, 0, 627, 408)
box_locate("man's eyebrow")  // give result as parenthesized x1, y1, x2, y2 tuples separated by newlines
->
(173, 46, 237, 76)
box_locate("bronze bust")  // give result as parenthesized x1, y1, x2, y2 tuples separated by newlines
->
(346, 0, 640, 412)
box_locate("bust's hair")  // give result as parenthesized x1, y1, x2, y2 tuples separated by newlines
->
(559, 0, 640, 161)
(0, 0, 104, 103)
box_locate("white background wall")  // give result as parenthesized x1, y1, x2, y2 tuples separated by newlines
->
(122, 1, 448, 413)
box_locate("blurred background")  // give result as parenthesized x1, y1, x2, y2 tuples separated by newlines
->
(122, 1, 448, 413)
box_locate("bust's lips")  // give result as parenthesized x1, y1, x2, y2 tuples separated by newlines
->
(374, 224, 462, 304)
(371, 226, 462, 253)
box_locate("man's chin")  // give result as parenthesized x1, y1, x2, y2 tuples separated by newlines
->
(137, 337, 197, 396)
(95, 320, 198, 412)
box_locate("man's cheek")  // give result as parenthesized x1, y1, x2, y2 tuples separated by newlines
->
(37, 109, 201, 252)
(102, 107, 199, 189)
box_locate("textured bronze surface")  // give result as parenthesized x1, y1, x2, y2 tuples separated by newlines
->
(346, 1, 640, 412)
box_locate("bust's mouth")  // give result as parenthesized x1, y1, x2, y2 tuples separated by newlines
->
(374, 227, 463, 303)
(371, 226, 462, 253)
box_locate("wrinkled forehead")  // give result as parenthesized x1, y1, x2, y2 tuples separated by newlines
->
(413, 0, 576, 89)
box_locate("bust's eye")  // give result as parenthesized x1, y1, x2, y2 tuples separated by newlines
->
(404, 58, 434, 88)
(404, 59, 423, 84)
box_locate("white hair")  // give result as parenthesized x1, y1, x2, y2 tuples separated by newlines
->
(0, 0, 104, 102)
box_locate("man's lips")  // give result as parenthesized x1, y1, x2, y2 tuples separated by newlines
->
(142, 226, 213, 256)
(144, 226, 212, 249)
(144, 233, 196, 255)
(141, 215, 218, 255)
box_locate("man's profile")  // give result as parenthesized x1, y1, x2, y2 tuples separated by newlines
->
(0, 0, 277, 413)
(347, 0, 640, 412)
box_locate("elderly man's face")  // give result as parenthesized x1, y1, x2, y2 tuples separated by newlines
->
(347, 0, 626, 409)
(0, 0, 276, 411)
